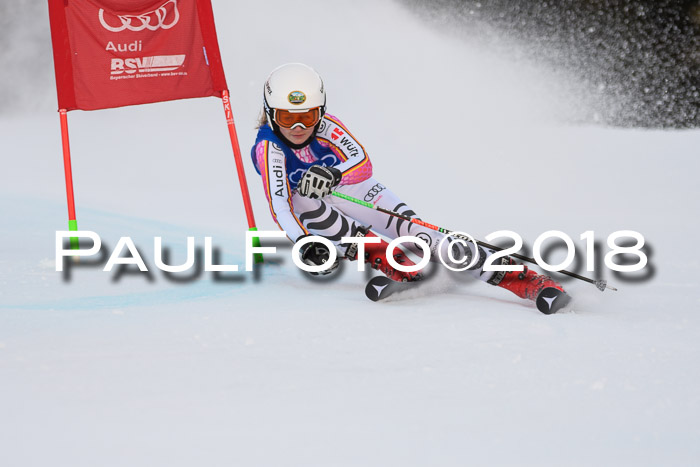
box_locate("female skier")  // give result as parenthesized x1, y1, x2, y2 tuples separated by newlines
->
(250, 63, 570, 313)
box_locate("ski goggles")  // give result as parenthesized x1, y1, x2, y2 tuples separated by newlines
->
(273, 107, 322, 129)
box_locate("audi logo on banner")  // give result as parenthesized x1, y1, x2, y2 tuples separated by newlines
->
(99, 0, 180, 32)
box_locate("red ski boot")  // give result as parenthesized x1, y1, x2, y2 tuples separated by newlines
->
(346, 228, 422, 282)
(488, 258, 571, 314)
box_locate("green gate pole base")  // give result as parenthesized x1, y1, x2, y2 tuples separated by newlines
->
(68, 219, 79, 250)
(249, 227, 264, 264)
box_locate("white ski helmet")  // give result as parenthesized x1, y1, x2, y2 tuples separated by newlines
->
(263, 63, 326, 126)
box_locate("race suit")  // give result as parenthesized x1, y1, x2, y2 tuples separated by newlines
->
(250, 114, 497, 282)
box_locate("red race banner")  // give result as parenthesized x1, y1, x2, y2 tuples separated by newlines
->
(48, 0, 227, 111)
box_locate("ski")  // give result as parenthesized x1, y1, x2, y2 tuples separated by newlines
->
(535, 287, 572, 314)
(365, 276, 419, 301)
(366, 276, 572, 313)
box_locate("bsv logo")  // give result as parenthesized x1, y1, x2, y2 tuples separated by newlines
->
(99, 0, 180, 32)
(111, 55, 185, 75)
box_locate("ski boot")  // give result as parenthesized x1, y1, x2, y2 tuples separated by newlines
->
(345, 227, 422, 283)
(488, 257, 571, 314)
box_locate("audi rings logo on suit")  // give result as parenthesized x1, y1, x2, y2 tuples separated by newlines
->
(363, 183, 386, 202)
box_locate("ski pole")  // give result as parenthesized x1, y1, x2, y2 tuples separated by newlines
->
(331, 191, 616, 292)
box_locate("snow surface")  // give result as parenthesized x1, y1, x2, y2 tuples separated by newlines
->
(1, 1, 699, 466)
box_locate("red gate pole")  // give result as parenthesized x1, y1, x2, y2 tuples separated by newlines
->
(59, 109, 79, 250)
(221, 90, 262, 263)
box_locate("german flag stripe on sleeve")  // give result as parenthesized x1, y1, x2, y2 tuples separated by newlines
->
(317, 136, 348, 162)
(262, 142, 278, 221)
(286, 177, 308, 235)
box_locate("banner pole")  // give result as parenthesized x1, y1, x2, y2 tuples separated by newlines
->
(221, 90, 262, 263)
(59, 109, 79, 250)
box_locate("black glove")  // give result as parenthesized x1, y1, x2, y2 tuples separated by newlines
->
(298, 165, 342, 199)
(297, 235, 339, 276)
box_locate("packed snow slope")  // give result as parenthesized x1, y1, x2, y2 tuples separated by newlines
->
(1, 1, 699, 466)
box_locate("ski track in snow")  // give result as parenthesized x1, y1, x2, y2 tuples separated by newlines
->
(1, 0, 700, 466)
